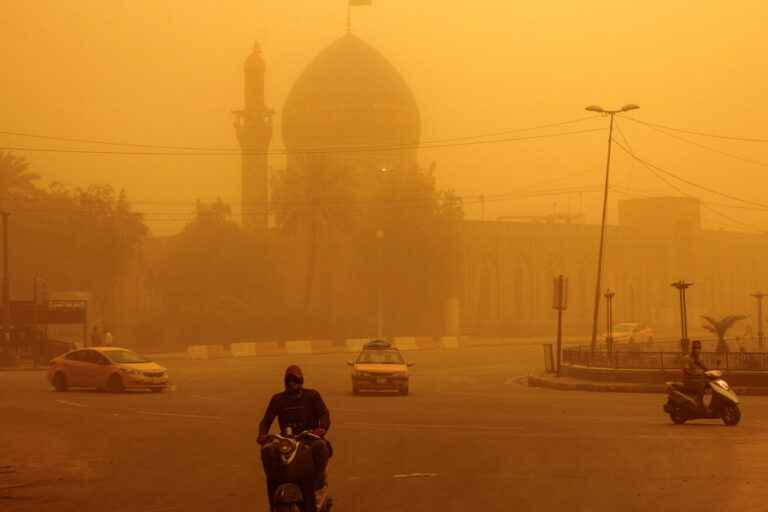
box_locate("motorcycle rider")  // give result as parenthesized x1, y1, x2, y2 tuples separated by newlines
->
(680, 340, 709, 412)
(258, 365, 331, 511)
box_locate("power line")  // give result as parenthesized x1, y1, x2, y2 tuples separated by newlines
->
(626, 119, 768, 168)
(612, 140, 764, 233)
(0, 127, 606, 157)
(611, 140, 768, 211)
(0, 116, 599, 153)
(623, 116, 768, 143)
(9, 185, 604, 216)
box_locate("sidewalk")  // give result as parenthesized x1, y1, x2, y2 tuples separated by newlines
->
(527, 373, 768, 396)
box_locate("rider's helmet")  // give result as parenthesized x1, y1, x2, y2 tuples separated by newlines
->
(691, 340, 702, 353)
(284, 365, 304, 387)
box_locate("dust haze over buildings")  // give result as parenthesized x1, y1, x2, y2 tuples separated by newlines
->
(3, 1, 768, 235)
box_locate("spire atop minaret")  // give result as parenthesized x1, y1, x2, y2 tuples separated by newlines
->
(234, 40, 273, 232)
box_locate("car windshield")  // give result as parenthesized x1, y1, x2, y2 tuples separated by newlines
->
(357, 350, 405, 364)
(106, 350, 149, 364)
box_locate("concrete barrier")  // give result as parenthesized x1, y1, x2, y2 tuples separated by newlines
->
(187, 344, 226, 360)
(345, 339, 369, 353)
(440, 336, 460, 349)
(230, 341, 280, 357)
(310, 340, 336, 353)
(416, 337, 440, 350)
(286, 341, 313, 354)
(394, 337, 418, 351)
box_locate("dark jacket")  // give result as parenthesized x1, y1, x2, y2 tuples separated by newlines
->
(259, 388, 330, 437)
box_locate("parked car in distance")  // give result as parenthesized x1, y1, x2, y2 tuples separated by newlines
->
(605, 322, 655, 344)
(48, 347, 169, 393)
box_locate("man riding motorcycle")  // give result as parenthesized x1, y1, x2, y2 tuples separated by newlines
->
(680, 340, 709, 412)
(258, 365, 331, 511)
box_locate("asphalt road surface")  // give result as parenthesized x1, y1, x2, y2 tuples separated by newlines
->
(2, 344, 767, 512)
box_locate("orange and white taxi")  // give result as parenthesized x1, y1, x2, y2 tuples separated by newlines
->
(48, 347, 169, 393)
(347, 340, 413, 395)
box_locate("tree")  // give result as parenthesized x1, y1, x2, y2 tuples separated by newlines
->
(0, 152, 40, 201)
(272, 155, 356, 311)
(701, 315, 746, 353)
(360, 163, 463, 336)
(150, 199, 280, 348)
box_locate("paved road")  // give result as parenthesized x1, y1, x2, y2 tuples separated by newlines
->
(1, 345, 767, 512)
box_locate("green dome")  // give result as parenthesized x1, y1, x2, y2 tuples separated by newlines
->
(282, 34, 421, 150)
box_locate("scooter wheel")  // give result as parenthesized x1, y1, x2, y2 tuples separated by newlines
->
(721, 403, 741, 426)
(670, 410, 687, 425)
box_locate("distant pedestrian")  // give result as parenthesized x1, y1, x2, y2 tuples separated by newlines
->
(90, 326, 102, 347)
(103, 330, 114, 347)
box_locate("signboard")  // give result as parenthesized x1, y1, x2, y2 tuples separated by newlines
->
(9, 300, 87, 326)
(552, 275, 569, 311)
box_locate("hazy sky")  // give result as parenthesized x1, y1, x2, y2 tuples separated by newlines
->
(3, 1, 767, 235)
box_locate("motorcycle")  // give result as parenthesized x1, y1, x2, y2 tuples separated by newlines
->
(663, 370, 741, 426)
(264, 429, 333, 512)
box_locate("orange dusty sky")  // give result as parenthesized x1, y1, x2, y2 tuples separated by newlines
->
(2, 1, 767, 235)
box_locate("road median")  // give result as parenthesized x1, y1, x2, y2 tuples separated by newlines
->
(527, 373, 768, 396)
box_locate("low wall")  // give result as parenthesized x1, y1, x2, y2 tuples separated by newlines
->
(187, 344, 226, 360)
(179, 336, 551, 362)
(230, 342, 281, 357)
(285, 341, 313, 354)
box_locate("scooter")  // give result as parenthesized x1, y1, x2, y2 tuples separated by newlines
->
(266, 429, 333, 512)
(663, 370, 741, 426)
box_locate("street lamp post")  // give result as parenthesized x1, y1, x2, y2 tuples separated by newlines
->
(752, 291, 766, 349)
(587, 104, 639, 352)
(672, 280, 693, 353)
(376, 229, 384, 339)
(605, 289, 615, 353)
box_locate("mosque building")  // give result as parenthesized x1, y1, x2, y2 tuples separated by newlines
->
(228, 32, 768, 339)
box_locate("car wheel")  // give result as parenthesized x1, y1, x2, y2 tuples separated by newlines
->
(107, 374, 125, 393)
(53, 372, 68, 392)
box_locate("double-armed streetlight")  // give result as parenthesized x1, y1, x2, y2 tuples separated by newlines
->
(586, 104, 640, 351)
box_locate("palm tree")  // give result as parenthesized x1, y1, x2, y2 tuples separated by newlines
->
(701, 315, 746, 353)
(272, 155, 355, 311)
(0, 152, 40, 201)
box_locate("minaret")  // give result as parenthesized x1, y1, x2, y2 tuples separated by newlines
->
(234, 42, 273, 231)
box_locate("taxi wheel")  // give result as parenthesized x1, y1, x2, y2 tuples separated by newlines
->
(53, 372, 68, 392)
(107, 374, 125, 393)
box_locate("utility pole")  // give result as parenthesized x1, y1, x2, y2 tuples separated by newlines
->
(752, 291, 765, 349)
(0, 211, 10, 363)
(586, 103, 639, 351)
(605, 289, 615, 353)
(672, 280, 693, 353)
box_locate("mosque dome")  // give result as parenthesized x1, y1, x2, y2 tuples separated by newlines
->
(282, 34, 421, 150)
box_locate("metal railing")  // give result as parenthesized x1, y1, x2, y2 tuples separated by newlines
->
(562, 345, 768, 371)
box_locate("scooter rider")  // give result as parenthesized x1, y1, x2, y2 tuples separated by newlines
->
(258, 365, 331, 511)
(680, 340, 709, 412)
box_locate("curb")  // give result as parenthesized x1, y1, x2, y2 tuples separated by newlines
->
(527, 374, 768, 396)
